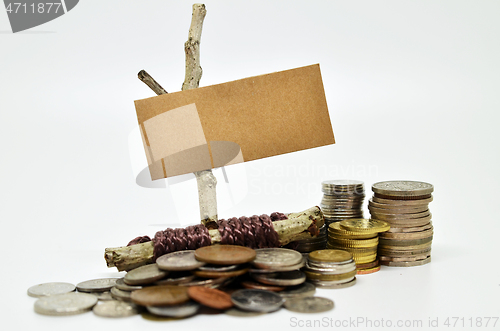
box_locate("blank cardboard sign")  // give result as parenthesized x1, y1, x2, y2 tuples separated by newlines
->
(135, 64, 335, 180)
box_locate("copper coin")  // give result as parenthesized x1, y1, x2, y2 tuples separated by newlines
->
(380, 256, 431, 267)
(379, 228, 433, 240)
(192, 266, 249, 279)
(379, 253, 431, 262)
(387, 222, 432, 233)
(187, 286, 233, 310)
(240, 280, 285, 292)
(131, 285, 189, 306)
(372, 195, 433, 205)
(356, 259, 379, 269)
(356, 265, 381, 275)
(194, 245, 256, 265)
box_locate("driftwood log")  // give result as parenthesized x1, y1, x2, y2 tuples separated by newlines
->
(105, 206, 324, 271)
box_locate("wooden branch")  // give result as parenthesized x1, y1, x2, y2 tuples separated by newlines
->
(104, 206, 324, 271)
(182, 4, 218, 229)
(182, 3, 206, 91)
(138, 70, 168, 95)
(136, 4, 217, 228)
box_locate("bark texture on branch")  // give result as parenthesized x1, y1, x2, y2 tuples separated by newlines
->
(182, 3, 206, 91)
(182, 4, 218, 229)
(138, 70, 168, 95)
(104, 206, 324, 271)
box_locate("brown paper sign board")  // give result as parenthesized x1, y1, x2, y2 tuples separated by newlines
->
(134, 64, 335, 180)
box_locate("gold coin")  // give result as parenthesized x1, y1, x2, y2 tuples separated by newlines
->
(308, 249, 353, 263)
(340, 219, 390, 233)
(326, 244, 378, 254)
(327, 237, 378, 248)
(304, 269, 357, 281)
(353, 254, 377, 264)
(328, 222, 378, 239)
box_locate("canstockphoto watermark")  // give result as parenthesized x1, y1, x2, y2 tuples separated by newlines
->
(290, 316, 500, 328)
(290, 316, 423, 328)
(3, 0, 79, 33)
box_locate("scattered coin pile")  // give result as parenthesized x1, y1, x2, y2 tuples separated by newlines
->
(326, 219, 390, 274)
(369, 181, 434, 267)
(28, 246, 336, 318)
(320, 180, 365, 228)
(304, 249, 357, 288)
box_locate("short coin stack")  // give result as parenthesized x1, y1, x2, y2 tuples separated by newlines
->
(304, 249, 357, 288)
(321, 180, 365, 228)
(369, 181, 434, 267)
(247, 248, 307, 292)
(290, 224, 327, 253)
(326, 219, 390, 274)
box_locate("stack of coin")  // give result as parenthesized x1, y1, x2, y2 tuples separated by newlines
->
(304, 249, 357, 288)
(369, 181, 434, 267)
(326, 219, 390, 274)
(247, 248, 307, 291)
(320, 180, 365, 227)
(291, 224, 327, 253)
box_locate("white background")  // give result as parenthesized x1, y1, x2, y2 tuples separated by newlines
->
(1, 1, 499, 330)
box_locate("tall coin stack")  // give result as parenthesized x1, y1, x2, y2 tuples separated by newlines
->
(304, 249, 357, 289)
(369, 181, 434, 267)
(326, 219, 390, 274)
(320, 180, 365, 228)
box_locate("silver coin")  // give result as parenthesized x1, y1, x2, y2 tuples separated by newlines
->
(249, 258, 306, 273)
(156, 250, 205, 271)
(231, 289, 284, 313)
(252, 270, 306, 286)
(305, 261, 356, 274)
(93, 300, 139, 318)
(115, 278, 142, 291)
(309, 277, 357, 289)
(110, 286, 132, 302)
(284, 296, 334, 313)
(124, 264, 167, 285)
(76, 278, 119, 293)
(278, 282, 316, 299)
(90, 291, 114, 301)
(224, 307, 266, 317)
(322, 179, 364, 186)
(146, 301, 200, 318)
(253, 248, 303, 269)
(34, 292, 98, 316)
(27, 282, 76, 298)
(372, 181, 434, 197)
